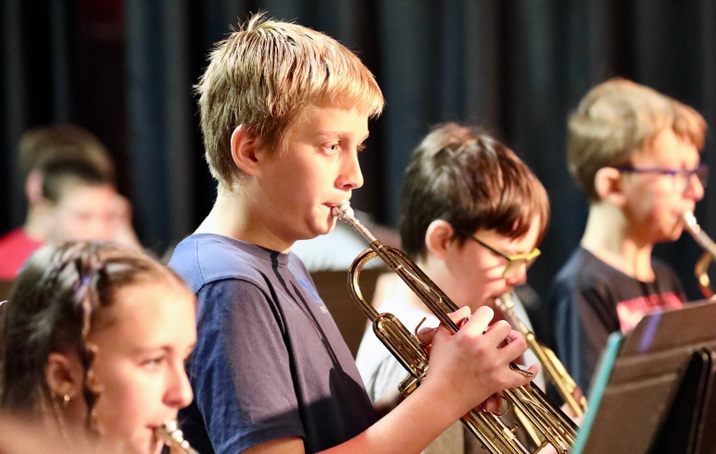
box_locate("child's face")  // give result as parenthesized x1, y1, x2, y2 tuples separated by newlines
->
(621, 128, 704, 244)
(443, 217, 541, 312)
(48, 184, 118, 243)
(87, 281, 196, 454)
(255, 104, 368, 249)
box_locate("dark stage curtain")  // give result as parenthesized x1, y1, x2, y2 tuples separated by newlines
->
(2, 0, 715, 340)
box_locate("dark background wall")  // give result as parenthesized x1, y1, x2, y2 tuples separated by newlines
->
(2, 0, 715, 341)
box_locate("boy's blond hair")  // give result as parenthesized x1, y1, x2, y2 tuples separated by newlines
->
(567, 78, 706, 201)
(196, 13, 385, 187)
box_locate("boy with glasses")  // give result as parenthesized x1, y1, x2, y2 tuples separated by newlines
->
(549, 78, 707, 392)
(470, 235, 542, 278)
(356, 123, 553, 453)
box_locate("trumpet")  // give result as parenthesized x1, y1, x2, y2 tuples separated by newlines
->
(682, 212, 716, 298)
(333, 201, 577, 454)
(156, 420, 199, 454)
(495, 293, 587, 418)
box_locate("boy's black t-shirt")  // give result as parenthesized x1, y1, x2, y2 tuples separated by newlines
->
(549, 247, 684, 392)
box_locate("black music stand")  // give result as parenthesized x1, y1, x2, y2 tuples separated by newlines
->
(572, 300, 716, 454)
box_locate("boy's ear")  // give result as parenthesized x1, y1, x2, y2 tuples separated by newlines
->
(45, 352, 83, 401)
(26, 170, 44, 204)
(594, 167, 626, 206)
(425, 220, 455, 260)
(230, 125, 262, 176)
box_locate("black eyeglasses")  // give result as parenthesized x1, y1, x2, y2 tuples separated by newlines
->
(614, 164, 709, 191)
(470, 235, 541, 278)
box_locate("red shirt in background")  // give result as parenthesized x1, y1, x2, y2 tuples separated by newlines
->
(0, 228, 43, 279)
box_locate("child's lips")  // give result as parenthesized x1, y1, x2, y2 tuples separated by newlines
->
(325, 202, 346, 214)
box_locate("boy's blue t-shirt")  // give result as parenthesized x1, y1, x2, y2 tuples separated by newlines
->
(169, 233, 376, 454)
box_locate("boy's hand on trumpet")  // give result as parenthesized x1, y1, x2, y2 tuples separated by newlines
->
(416, 305, 539, 417)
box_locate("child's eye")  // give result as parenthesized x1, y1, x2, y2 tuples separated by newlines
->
(142, 356, 165, 369)
(322, 143, 340, 153)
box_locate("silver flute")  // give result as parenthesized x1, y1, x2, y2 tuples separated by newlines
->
(156, 420, 199, 454)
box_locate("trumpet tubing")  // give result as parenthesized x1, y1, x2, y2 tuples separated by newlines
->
(333, 201, 577, 454)
(495, 293, 587, 418)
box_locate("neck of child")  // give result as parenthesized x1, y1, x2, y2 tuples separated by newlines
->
(196, 185, 294, 253)
(581, 202, 655, 282)
(24, 205, 50, 240)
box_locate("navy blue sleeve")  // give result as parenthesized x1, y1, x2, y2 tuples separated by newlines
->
(190, 279, 304, 454)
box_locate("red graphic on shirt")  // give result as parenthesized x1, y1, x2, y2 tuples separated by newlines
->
(616, 293, 683, 333)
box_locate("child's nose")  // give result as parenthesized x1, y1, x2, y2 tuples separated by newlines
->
(338, 152, 364, 190)
(166, 363, 194, 409)
(504, 262, 528, 286)
(685, 172, 705, 201)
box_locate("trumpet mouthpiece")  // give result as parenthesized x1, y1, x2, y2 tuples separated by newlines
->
(332, 200, 378, 243)
(332, 201, 354, 221)
(682, 211, 698, 230)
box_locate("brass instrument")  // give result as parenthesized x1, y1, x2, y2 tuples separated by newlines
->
(682, 212, 716, 298)
(495, 293, 587, 418)
(333, 201, 577, 454)
(156, 420, 199, 454)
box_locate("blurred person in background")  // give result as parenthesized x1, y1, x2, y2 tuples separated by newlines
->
(549, 78, 707, 392)
(0, 125, 140, 279)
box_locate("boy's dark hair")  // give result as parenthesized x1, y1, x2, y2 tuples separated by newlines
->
(41, 159, 112, 204)
(18, 125, 115, 184)
(400, 123, 550, 260)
